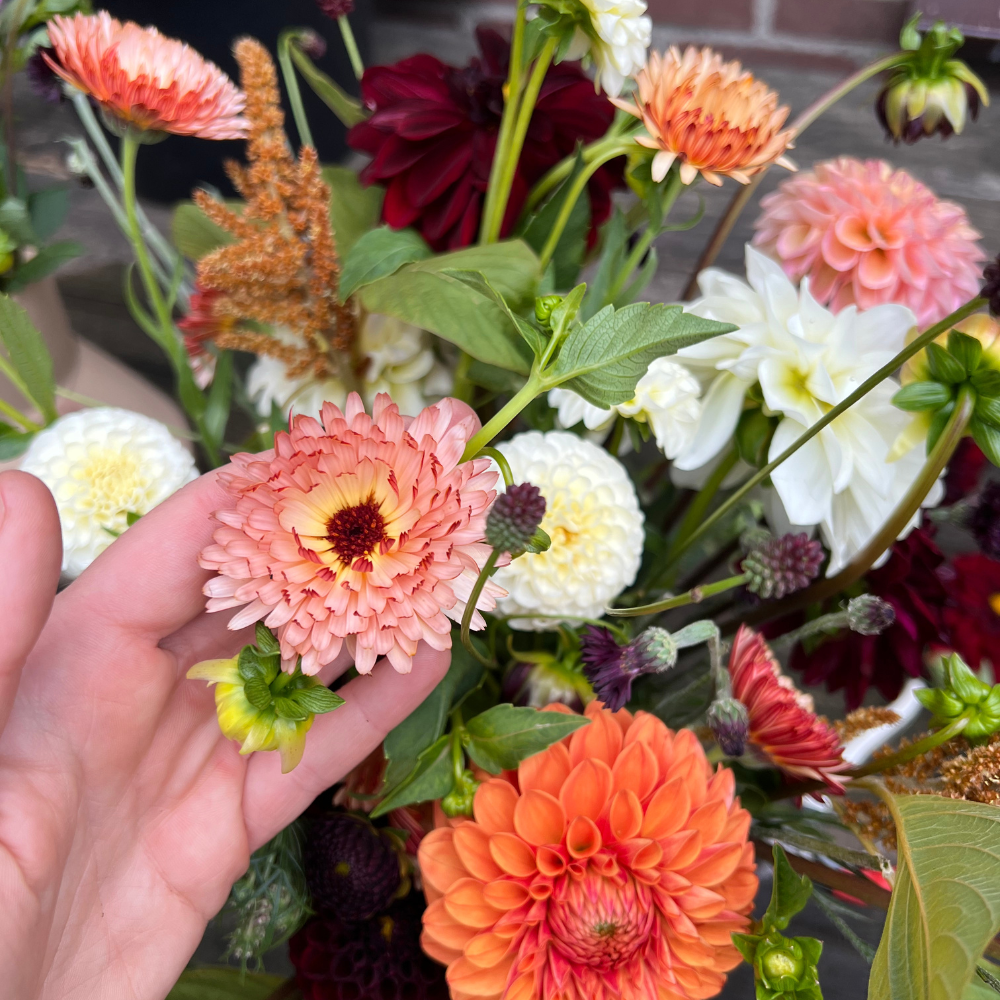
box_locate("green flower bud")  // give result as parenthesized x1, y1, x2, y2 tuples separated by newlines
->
(734, 929, 823, 1000)
(707, 696, 749, 757)
(534, 294, 563, 326)
(915, 652, 1000, 741)
(441, 769, 480, 817)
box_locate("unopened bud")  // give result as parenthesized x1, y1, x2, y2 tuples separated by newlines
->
(486, 482, 547, 556)
(743, 532, 825, 600)
(629, 627, 678, 673)
(707, 697, 750, 757)
(534, 294, 563, 326)
(847, 595, 896, 636)
(441, 769, 480, 817)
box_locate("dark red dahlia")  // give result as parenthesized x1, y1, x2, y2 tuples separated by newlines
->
(791, 528, 949, 709)
(969, 481, 1000, 559)
(347, 26, 621, 250)
(290, 895, 447, 1000)
(941, 554, 1000, 676)
(944, 437, 987, 504)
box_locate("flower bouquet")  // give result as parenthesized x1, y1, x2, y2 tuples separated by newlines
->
(4, 2, 1000, 998)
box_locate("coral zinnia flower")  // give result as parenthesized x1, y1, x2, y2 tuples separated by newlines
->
(612, 47, 795, 186)
(729, 626, 849, 789)
(347, 27, 620, 250)
(753, 157, 984, 327)
(419, 702, 757, 1000)
(199, 393, 505, 675)
(44, 12, 247, 139)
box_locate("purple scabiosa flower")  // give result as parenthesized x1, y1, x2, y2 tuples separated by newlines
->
(580, 626, 677, 711)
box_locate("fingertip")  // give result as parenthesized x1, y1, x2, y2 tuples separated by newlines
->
(0, 470, 62, 589)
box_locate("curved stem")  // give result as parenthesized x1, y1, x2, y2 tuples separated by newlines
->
(277, 31, 315, 149)
(460, 548, 501, 666)
(851, 716, 969, 779)
(338, 16, 365, 80)
(608, 572, 749, 618)
(0, 394, 39, 433)
(461, 371, 544, 461)
(667, 296, 986, 567)
(476, 447, 514, 487)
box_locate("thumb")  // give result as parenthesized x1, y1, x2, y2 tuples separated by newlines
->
(0, 471, 61, 732)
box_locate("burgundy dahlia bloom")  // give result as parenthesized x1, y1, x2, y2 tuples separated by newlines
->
(942, 554, 1000, 676)
(348, 27, 621, 250)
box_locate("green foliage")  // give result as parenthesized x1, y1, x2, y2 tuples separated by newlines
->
(867, 788, 1000, 1000)
(764, 845, 814, 931)
(915, 652, 1000, 740)
(322, 166, 384, 258)
(463, 704, 589, 774)
(287, 40, 367, 127)
(892, 381, 953, 412)
(166, 968, 284, 1000)
(0, 420, 32, 459)
(171, 201, 235, 261)
(339, 226, 432, 301)
(4, 240, 85, 292)
(371, 735, 453, 817)
(0, 293, 57, 421)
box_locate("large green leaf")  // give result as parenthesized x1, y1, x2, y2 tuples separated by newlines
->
(166, 967, 284, 1000)
(4, 240, 84, 292)
(409, 241, 540, 308)
(339, 226, 431, 301)
(868, 789, 1000, 1000)
(371, 735, 453, 817)
(322, 165, 384, 258)
(464, 705, 589, 774)
(0, 293, 56, 421)
(171, 201, 235, 261)
(552, 302, 734, 408)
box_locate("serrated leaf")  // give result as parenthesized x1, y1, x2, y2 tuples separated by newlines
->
(274, 697, 310, 721)
(444, 269, 546, 358)
(339, 226, 432, 301)
(552, 302, 734, 408)
(949, 330, 983, 375)
(243, 676, 272, 711)
(764, 844, 813, 931)
(0, 293, 56, 421)
(371, 735, 453, 817)
(892, 380, 952, 412)
(171, 201, 235, 260)
(255, 622, 280, 655)
(322, 165, 384, 258)
(464, 705, 589, 774)
(927, 342, 967, 384)
(0, 422, 32, 459)
(291, 685, 345, 714)
(166, 967, 284, 1000)
(867, 789, 1000, 1000)
(4, 240, 84, 293)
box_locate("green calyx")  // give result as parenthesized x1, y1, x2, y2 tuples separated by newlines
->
(441, 769, 481, 817)
(916, 652, 1000, 741)
(733, 931, 824, 1000)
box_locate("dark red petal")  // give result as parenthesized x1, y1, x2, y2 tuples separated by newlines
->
(403, 134, 473, 207)
(383, 175, 422, 228)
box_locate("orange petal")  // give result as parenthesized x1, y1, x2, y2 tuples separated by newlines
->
(608, 789, 643, 843)
(506, 973, 536, 1000)
(489, 832, 537, 878)
(482, 879, 531, 911)
(474, 779, 519, 834)
(683, 842, 744, 886)
(626, 711, 673, 764)
(420, 828, 470, 896)
(570, 706, 623, 768)
(688, 800, 728, 845)
(453, 823, 503, 882)
(528, 880, 553, 900)
(423, 898, 479, 950)
(706, 763, 735, 807)
(513, 789, 566, 847)
(519, 742, 571, 798)
(537, 845, 567, 877)
(721, 805, 751, 844)
(612, 740, 660, 802)
(642, 777, 691, 840)
(591, 852, 619, 879)
(464, 931, 513, 969)
(566, 815, 602, 859)
(721, 869, 759, 910)
(622, 837, 663, 870)
(540, 702, 575, 716)
(445, 878, 504, 929)
(559, 758, 613, 822)
(447, 954, 514, 997)
(421, 928, 463, 966)
(671, 935, 714, 967)
(661, 829, 703, 870)
(677, 885, 727, 919)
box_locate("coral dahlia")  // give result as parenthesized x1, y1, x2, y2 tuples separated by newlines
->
(612, 47, 795, 186)
(418, 702, 757, 1000)
(729, 626, 848, 790)
(45, 12, 247, 140)
(753, 157, 984, 327)
(199, 393, 505, 675)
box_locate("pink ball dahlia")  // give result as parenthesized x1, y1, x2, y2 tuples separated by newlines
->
(753, 157, 984, 327)
(45, 12, 248, 140)
(200, 393, 505, 675)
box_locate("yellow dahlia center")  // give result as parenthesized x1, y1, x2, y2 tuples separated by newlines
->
(547, 874, 653, 971)
(79, 448, 142, 512)
(325, 498, 387, 565)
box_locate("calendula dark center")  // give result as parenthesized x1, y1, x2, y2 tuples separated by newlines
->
(326, 499, 386, 564)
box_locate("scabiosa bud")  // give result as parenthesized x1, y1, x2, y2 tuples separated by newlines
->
(846, 595, 897, 636)
(985, 254, 1000, 318)
(580, 626, 677, 711)
(707, 696, 750, 757)
(485, 482, 547, 556)
(304, 812, 402, 921)
(970, 481, 1000, 558)
(316, 0, 354, 17)
(297, 28, 328, 61)
(743, 532, 825, 600)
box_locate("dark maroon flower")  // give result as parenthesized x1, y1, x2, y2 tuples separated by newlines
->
(348, 26, 621, 250)
(316, 0, 354, 18)
(290, 894, 447, 1000)
(792, 528, 949, 709)
(942, 554, 1000, 675)
(969, 481, 1000, 559)
(945, 437, 987, 504)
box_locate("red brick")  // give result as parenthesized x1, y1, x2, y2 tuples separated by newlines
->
(646, 0, 754, 30)
(919, 0, 1000, 41)
(774, 0, 909, 43)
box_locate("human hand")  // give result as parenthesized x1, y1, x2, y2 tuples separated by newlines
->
(0, 469, 450, 1000)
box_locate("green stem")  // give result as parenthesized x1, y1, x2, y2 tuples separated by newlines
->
(665, 446, 739, 564)
(476, 447, 514, 487)
(461, 371, 544, 461)
(608, 572, 749, 618)
(449, 709, 465, 783)
(668, 296, 986, 567)
(338, 16, 365, 80)
(851, 716, 969, 778)
(0, 394, 39, 433)
(277, 31, 316, 149)
(461, 548, 501, 667)
(606, 415, 625, 457)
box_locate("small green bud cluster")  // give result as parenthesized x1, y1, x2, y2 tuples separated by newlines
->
(441, 769, 481, 818)
(916, 652, 1000, 740)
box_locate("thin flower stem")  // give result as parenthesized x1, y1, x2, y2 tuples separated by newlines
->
(461, 548, 501, 666)
(608, 572, 749, 618)
(665, 445, 739, 565)
(461, 371, 544, 461)
(850, 716, 969, 779)
(0, 394, 39, 433)
(476, 446, 514, 487)
(277, 32, 316, 149)
(666, 296, 987, 568)
(338, 16, 365, 80)
(680, 52, 906, 300)
(606, 415, 625, 457)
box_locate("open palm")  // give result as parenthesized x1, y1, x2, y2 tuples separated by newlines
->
(0, 469, 449, 1000)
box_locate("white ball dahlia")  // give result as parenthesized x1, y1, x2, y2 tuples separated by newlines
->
(20, 407, 198, 578)
(493, 431, 644, 629)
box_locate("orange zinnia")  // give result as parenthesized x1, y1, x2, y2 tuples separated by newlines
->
(418, 702, 757, 1000)
(613, 46, 795, 186)
(45, 12, 247, 139)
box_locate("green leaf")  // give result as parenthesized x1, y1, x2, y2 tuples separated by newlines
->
(339, 226, 432, 301)
(552, 302, 735, 408)
(126, 510, 142, 527)
(892, 381, 952, 412)
(867, 790, 1000, 1000)
(0, 293, 56, 421)
(976, 395, 1000, 429)
(371, 735, 453, 817)
(255, 622, 280, 655)
(166, 967, 284, 1000)
(444, 269, 546, 358)
(927, 341, 967, 384)
(243, 676, 272, 711)
(322, 165, 384, 258)
(949, 330, 983, 375)
(464, 705, 590, 775)
(238, 645, 279, 683)
(204, 349, 233, 446)
(582, 208, 628, 320)
(0, 421, 32, 459)
(763, 844, 813, 932)
(971, 418, 1000, 467)
(171, 201, 235, 261)
(291, 685, 345, 714)
(288, 43, 367, 127)
(27, 186, 68, 242)
(972, 368, 1000, 399)
(415, 241, 541, 308)
(4, 240, 84, 292)
(274, 696, 310, 721)
(0, 197, 33, 244)
(466, 359, 526, 393)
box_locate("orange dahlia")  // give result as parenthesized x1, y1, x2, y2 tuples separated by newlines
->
(728, 626, 849, 790)
(200, 393, 505, 675)
(418, 702, 757, 1000)
(612, 47, 795, 187)
(45, 12, 247, 139)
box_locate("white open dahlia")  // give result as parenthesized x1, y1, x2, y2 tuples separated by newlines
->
(493, 431, 645, 629)
(20, 407, 197, 578)
(563, 0, 652, 97)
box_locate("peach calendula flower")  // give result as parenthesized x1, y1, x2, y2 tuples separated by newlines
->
(612, 46, 795, 186)
(728, 626, 850, 791)
(44, 12, 248, 139)
(419, 702, 757, 1000)
(199, 392, 505, 675)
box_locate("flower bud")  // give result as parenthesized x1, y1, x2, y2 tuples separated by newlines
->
(743, 532, 825, 600)
(707, 696, 750, 757)
(742, 931, 823, 999)
(486, 482, 547, 556)
(629, 626, 678, 673)
(317, 0, 355, 17)
(534, 294, 563, 326)
(296, 28, 328, 61)
(915, 652, 1000, 740)
(847, 595, 896, 636)
(441, 770, 480, 818)
(580, 626, 678, 712)
(503, 657, 592, 712)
